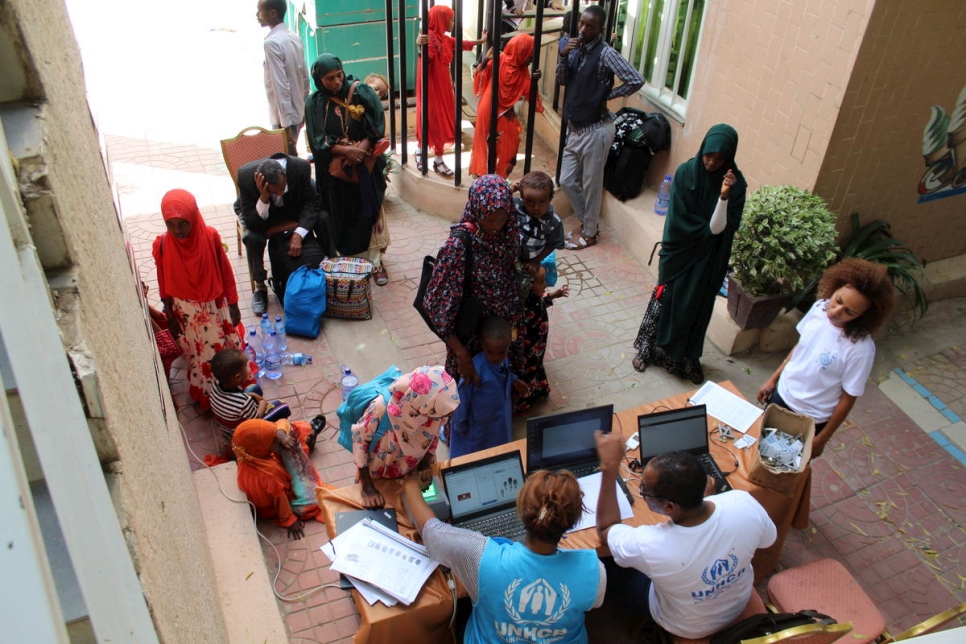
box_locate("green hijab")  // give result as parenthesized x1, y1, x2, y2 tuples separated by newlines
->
(305, 54, 385, 152)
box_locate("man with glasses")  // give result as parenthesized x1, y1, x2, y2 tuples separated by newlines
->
(594, 432, 776, 639)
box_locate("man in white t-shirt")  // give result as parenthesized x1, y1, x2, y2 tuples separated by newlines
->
(595, 432, 777, 639)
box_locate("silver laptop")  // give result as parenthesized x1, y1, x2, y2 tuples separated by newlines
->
(440, 450, 527, 541)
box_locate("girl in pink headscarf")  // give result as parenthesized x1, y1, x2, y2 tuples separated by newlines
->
(152, 189, 241, 409)
(351, 365, 461, 508)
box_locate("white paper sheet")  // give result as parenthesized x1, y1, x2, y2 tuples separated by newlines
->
(568, 472, 635, 533)
(689, 381, 763, 434)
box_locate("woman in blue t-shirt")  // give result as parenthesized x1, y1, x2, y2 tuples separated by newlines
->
(401, 469, 606, 643)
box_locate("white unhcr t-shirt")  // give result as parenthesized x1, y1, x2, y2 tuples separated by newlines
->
(606, 490, 777, 639)
(777, 299, 876, 423)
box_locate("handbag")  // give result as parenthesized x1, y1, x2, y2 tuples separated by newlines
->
(709, 610, 836, 644)
(414, 227, 485, 343)
(327, 81, 390, 184)
(320, 257, 374, 320)
(632, 283, 665, 369)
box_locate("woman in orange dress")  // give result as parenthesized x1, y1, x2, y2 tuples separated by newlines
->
(469, 33, 542, 178)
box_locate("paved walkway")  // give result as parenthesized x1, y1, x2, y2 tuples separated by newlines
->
(72, 1, 966, 641)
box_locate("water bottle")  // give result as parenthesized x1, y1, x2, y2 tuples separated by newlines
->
(654, 174, 673, 215)
(259, 313, 273, 338)
(264, 331, 282, 380)
(245, 329, 265, 377)
(340, 365, 359, 401)
(282, 352, 313, 366)
(274, 315, 287, 351)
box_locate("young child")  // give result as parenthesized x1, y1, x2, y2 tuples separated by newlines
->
(515, 266, 569, 414)
(757, 258, 895, 457)
(510, 171, 565, 305)
(209, 348, 292, 443)
(449, 316, 529, 458)
(364, 73, 389, 100)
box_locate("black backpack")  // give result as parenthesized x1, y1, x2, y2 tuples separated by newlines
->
(604, 108, 672, 201)
(709, 610, 837, 644)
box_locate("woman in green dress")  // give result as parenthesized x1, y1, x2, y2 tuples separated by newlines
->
(633, 124, 746, 384)
(305, 54, 391, 284)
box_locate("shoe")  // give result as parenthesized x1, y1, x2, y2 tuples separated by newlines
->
(252, 289, 268, 315)
(433, 159, 454, 177)
(307, 415, 326, 452)
(416, 157, 425, 173)
(373, 267, 389, 286)
(564, 233, 598, 250)
(565, 226, 583, 242)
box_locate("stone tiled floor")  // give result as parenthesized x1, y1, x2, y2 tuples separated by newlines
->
(73, 1, 966, 641)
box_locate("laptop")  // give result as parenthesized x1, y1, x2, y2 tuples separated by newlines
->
(440, 450, 527, 541)
(526, 404, 615, 477)
(637, 404, 732, 493)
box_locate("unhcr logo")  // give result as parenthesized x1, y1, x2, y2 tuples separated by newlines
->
(495, 578, 572, 643)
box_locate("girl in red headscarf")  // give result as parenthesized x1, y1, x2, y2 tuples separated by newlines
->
(415, 5, 486, 177)
(152, 189, 241, 410)
(469, 33, 542, 178)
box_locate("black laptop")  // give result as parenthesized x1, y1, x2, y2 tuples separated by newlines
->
(440, 450, 527, 541)
(526, 404, 614, 477)
(637, 404, 732, 493)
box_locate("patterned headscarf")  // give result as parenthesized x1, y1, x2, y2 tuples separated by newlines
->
(459, 174, 520, 257)
(385, 366, 460, 435)
(153, 189, 224, 302)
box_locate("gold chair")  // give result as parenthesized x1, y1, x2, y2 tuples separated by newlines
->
(218, 126, 289, 256)
(881, 601, 966, 642)
(740, 621, 853, 644)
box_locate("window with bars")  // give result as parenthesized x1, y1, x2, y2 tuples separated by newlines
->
(620, 0, 706, 120)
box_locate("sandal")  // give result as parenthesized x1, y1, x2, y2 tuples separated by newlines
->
(564, 233, 598, 250)
(565, 226, 583, 242)
(373, 267, 389, 286)
(416, 157, 425, 173)
(433, 159, 455, 177)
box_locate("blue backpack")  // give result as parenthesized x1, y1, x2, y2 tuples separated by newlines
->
(337, 365, 403, 453)
(283, 266, 327, 339)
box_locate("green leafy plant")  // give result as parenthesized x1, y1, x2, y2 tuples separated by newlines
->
(730, 185, 839, 296)
(840, 213, 928, 320)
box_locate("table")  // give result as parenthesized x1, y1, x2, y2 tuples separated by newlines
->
(316, 381, 810, 643)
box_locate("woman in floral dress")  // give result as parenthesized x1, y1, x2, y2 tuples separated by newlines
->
(152, 189, 241, 409)
(352, 366, 461, 508)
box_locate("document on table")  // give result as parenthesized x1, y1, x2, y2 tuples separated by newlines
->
(329, 518, 439, 605)
(319, 542, 398, 606)
(568, 472, 635, 533)
(689, 381, 763, 434)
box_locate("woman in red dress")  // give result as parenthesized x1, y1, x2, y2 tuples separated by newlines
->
(469, 33, 542, 178)
(415, 5, 485, 177)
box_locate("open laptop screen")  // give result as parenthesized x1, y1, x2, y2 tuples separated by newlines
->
(527, 404, 614, 471)
(637, 404, 709, 461)
(442, 451, 526, 521)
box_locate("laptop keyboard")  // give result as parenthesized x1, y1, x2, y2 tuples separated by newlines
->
(569, 463, 600, 478)
(460, 511, 526, 539)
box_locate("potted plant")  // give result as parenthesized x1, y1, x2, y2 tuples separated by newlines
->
(728, 185, 839, 329)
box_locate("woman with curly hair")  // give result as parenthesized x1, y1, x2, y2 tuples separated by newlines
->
(757, 258, 895, 457)
(401, 468, 605, 643)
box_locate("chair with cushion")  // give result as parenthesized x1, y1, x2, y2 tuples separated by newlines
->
(219, 126, 289, 256)
(881, 601, 966, 642)
(766, 559, 885, 644)
(741, 621, 853, 644)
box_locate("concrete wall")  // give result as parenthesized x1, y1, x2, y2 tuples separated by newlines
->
(814, 0, 966, 263)
(4, 0, 229, 641)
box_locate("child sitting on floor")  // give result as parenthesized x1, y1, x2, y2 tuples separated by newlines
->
(449, 316, 529, 458)
(209, 348, 292, 443)
(515, 266, 569, 414)
(510, 171, 565, 307)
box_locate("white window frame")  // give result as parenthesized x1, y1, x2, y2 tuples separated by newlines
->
(621, 0, 707, 122)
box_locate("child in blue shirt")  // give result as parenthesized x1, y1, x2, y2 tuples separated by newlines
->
(449, 317, 529, 458)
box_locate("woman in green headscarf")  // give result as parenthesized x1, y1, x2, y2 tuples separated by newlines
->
(632, 124, 746, 383)
(305, 54, 391, 284)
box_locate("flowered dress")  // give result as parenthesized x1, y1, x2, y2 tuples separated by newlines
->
(514, 292, 554, 414)
(352, 366, 460, 478)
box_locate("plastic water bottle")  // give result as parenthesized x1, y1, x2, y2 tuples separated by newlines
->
(282, 352, 313, 366)
(259, 313, 273, 338)
(264, 331, 282, 380)
(340, 365, 359, 401)
(245, 329, 265, 377)
(274, 315, 287, 351)
(654, 174, 673, 215)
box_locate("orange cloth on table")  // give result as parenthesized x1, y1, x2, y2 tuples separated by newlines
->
(152, 189, 237, 304)
(233, 419, 306, 528)
(469, 34, 543, 177)
(415, 5, 475, 156)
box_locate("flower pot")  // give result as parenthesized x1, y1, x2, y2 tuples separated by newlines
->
(727, 276, 792, 330)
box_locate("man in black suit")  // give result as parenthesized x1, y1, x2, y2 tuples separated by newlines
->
(236, 153, 331, 313)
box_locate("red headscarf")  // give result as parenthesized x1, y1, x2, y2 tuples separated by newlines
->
(474, 33, 542, 113)
(152, 189, 225, 302)
(428, 5, 456, 66)
(233, 419, 290, 500)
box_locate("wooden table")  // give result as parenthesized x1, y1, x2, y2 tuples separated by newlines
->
(317, 381, 810, 643)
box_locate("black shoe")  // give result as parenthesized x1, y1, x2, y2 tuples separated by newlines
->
(252, 289, 268, 315)
(307, 415, 326, 452)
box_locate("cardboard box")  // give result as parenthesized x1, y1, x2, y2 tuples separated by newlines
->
(747, 404, 815, 495)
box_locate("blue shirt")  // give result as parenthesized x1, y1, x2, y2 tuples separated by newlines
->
(449, 352, 515, 458)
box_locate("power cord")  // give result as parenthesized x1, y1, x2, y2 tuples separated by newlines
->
(707, 427, 740, 476)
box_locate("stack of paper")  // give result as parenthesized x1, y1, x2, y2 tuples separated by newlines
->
(689, 381, 763, 434)
(321, 518, 439, 606)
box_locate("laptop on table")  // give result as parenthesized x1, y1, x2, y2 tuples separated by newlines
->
(637, 404, 732, 493)
(440, 450, 528, 542)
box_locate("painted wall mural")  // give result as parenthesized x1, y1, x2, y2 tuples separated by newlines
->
(919, 84, 966, 203)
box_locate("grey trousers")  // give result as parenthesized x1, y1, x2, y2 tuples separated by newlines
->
(559, 120, 616, 239)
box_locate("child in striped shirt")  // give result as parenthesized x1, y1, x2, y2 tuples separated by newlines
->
(209, 348, 291, 443)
